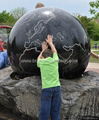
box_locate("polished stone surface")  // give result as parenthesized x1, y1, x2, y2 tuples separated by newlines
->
(8, 8, 90, 78)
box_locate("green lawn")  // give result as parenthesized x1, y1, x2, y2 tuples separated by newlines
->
(90, 39, 99, 49)
(89, 50, 99, 63)
(89, 40, 99, 63)
(92, 51, 99, 54)
(90, 56, 99, 63)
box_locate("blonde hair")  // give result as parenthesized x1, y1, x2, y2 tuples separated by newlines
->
(35, 2, 45, 8)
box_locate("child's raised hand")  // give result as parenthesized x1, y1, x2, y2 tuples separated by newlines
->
(46, 35, 53, 44)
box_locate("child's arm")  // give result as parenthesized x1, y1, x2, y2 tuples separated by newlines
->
(46, 35, 57, 53)
(91, 51, 99, 59)
(37, 50, 44, 60)
(37, 41, 48, 60)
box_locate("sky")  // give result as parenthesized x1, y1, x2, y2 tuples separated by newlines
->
(0, 0, 95, 17)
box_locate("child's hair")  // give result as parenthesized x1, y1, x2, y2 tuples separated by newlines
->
(35, 3, 45, 8)
(42, 49, 53, 58)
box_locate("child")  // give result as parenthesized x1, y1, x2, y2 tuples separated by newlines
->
(37, 35, 61, 120)
(35, 2, 45, 8)
(0, 42, 9, 69)
(0, 37, 4, 52)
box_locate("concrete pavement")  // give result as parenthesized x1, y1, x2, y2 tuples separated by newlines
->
(86, 63, 99, 73)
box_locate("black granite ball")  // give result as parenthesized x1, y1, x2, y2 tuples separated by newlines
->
(8, 8, 90, 79)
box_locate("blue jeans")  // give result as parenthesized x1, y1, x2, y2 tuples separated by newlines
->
(39, 86, 61, 120)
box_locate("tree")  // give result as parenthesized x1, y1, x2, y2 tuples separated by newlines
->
(77, 15, 91, 29)
(77, 15, 93, 36)
(91, 22, 99, 41)
(0, 11, 16, 25)
(89, 0, 99, 18)
(10, 7, 27, 20)
(77, 15, 99, 41)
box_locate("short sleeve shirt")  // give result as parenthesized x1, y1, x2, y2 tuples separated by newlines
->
(37, 53, 60, 89)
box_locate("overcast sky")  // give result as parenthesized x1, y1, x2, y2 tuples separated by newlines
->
(0, 0, 95, 17)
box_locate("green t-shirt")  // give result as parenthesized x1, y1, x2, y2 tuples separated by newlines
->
(37, 53, 60, 89)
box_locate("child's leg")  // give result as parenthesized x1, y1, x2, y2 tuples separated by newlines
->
(39, 88, 52, 120)
(50, 87, 61, 120)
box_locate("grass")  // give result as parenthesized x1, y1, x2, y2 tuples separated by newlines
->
(92, 51, 99, 54)
(89, 39, 99, 63)
(90, 56, 99, 63)
(90, 39, 99, 49)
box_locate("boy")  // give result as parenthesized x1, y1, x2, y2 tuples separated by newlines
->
(35, 2, 45, 8)
(0, 42, 9, 69)
(0, 37, 4, 51)
(37, 35, 61, 120)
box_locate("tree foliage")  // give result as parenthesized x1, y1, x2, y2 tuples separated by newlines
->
(0, 11, 16, 26)
(10, 7, 27, 19)
(89, 0, 99, 18)
(0, 7, 27, 26)
(77, 15, 99, 41)
(91, 22, 99, 40)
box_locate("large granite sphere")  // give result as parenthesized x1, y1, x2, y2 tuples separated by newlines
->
(8, 8, 90, 79)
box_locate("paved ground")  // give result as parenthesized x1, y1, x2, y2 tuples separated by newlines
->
(86, 63, 99, 73)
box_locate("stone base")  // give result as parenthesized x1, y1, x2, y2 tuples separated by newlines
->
(0, 67, 99, 120)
